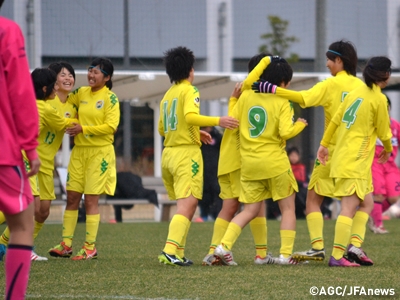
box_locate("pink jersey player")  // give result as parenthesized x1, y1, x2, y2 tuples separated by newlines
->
(370, 103, 400, 233)
(0, 11, 39, 299)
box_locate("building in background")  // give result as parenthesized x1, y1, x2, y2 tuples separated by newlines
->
(2, 0, 400, 174)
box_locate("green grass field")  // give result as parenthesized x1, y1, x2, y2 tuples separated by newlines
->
(0, 219, 399, 300)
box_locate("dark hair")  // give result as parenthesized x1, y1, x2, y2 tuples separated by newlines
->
(31, 68, 57, 100)
(326, 40, 358, 76)
(163, 46, 195, 83)
(89, 57, 114, 89)
(247, 53, 272, 73)
(287, 146, 300, 156)
(0, 0, 4, 9)
(260, 58, 293, 86)
(363, 56, 391, 88)
(385, 94, 391, 109)
(48, 61, 76, 81)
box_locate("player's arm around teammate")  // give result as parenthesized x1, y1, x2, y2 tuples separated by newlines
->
(253, 40, 365, 262)
(49, 57, 120, 260)
(213, 58, 307, 266)
(317, 56, 392, 267)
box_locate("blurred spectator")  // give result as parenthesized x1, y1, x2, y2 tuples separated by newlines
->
(198, 126, 223, 221)
(287, 146, 308, 219)
(288, 146, 307, 183)
(107, 158, 158, 222)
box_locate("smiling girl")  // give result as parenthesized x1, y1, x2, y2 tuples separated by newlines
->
(49, 57, 120, 260)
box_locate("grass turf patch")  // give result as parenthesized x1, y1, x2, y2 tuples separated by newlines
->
(0, 219, 399, 299)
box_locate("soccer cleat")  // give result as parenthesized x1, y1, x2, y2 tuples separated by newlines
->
(374, 226, 389, 234)
(214, 245, 237, 266)
(182, 257, 193, 265)
(71, 246, 98, 261)
(275, 254, 302, 265)
(158, 251, 189, 266)
(328, 256, 360, 267)
(347, 244, 373, 266)
(367, 217, 377, 233)
(31, 250, 48, 261)
(254, 254, 275, 265)
(202, 254, 222, 266)
(48, 242, 73, 258)
(0, 244, 6, 261)
(292, 248, 325, 262)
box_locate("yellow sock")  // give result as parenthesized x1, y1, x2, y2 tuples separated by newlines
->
(332, 215, 353, 260)
(163, 214, 189, 256)
(0, 211, 6, 225)
(307, 212, 324, 250)
(33, 221, 44, 240)
(0, 226, 10, 246)
(62, 210, 79, 247)
(250, 217, 267, 257)
(280, 230, 296, 258)
(176, 221, 191, 258)
(208, 218, 229, 255)
(349, 211, 368, 247)
(221, 222, 242, 251)
(85, 214, 100, 250)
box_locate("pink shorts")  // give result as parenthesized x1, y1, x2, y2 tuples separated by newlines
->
(0, 161, 33, 215)
(372, 158, 400, 197)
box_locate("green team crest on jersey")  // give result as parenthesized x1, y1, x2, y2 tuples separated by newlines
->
(191, 159, 199, 178)
(100, 158, 109, 175)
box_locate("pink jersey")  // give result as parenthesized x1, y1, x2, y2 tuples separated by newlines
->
(0, 17, 38, 166)
(375, 118, 400, 162)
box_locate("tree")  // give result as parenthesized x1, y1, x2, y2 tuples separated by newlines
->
(259, 15, 299, 63)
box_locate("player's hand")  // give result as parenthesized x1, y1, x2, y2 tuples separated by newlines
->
(27, 157, 41, 177)
(219, 116, 239, 130)
(66, 123, 83, 136)
(200, 130, 212, 144)
(316, 145, 329, 166)
(251, 80, 277, 94)
(231, 82, 242, 99)
(377, 149, 391, 164)
(296, 118, 308, 126)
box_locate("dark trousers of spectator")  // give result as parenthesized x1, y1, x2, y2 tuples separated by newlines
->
(113, 205, 134, 223)
(199, 178, 222, 221)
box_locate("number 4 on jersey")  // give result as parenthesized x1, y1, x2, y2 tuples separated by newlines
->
(342, 98, 363, 129)
(163, 98, 178, 133)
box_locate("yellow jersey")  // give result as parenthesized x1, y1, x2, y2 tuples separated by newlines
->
(232, 90, 306, 180)
(36, 99, 78, 174)
(322, 84, 392, 179)
(158, 80, 204, 147)
(299, 71, 364, 145)
(218, 97, 241, 176)
(218, 55, 274, 176)
(67, 86, 120, 147)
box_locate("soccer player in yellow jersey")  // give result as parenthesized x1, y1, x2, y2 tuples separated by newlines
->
(0, 68, 77, 261)
(35, 63, 76, 260)
(202, 54, 282, 266)
(214, 58, 307, 266)
(253, 40, 369, 262)
(49, 57, 120, 260)
(157, 46, 239, 266)
(317, 56, 392, 267)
